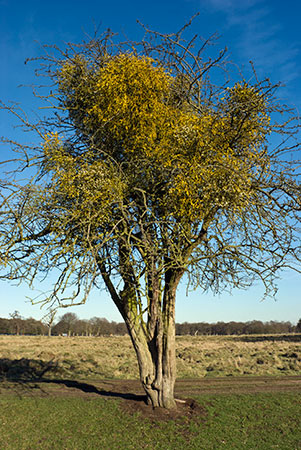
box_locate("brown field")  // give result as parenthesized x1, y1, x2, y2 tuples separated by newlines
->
(0, 334, 300, 381)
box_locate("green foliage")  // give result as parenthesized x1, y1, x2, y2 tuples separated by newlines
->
(47, 54, 274, 224)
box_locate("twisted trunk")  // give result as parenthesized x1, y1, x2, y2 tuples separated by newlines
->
(125, 302, 176, 409)
(100, 257, 181, 409)
(123, 270, 180, 409)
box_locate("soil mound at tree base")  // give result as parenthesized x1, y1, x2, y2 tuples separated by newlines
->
(121, 395, 206, 422)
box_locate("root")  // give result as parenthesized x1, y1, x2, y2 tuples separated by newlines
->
(175, 398, 186, 404)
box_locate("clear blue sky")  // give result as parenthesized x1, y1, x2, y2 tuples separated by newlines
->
(0, 0, 300, 324)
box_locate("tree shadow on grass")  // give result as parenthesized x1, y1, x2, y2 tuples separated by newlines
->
(0, 357, 58, 382)
(0, 358, 225, 423)
(0, 357, 146, 402)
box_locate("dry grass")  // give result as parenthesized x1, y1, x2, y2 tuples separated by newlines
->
(176, 335, 301, 378)
(0, 334, 300, 380)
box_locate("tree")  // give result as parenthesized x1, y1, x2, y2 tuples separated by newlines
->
(89, 317, 111, 335)
(0, 317, 11, 334)
(9, 311, 22, 335)
(43, 309, 57, 337)
(23, 317, 47, 335)
(0, 20, 300, 408)
(53, 313, 79, 336)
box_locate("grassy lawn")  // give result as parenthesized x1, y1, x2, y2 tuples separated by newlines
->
(0, 392, 300, 449)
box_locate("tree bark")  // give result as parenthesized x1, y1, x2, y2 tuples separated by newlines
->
(125, 315, 176, 409)
(100, 260, 180, 409)
(122, 275, 178, 409)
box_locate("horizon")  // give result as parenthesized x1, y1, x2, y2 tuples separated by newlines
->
(1, 313, 298, 326)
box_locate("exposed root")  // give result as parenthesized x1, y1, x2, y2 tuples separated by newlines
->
(175, 398, 186, 404)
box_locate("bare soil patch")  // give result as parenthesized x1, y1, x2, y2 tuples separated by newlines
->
(120, 396, 206, 423)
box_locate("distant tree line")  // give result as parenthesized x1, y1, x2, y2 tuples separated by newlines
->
(175, 320, 301, 336)
(1, 312, 301, 336)
(51, 313, 127, 337)
(0, 311, 48, 335)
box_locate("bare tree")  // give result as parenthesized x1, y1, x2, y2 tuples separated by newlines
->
(43, 309, 57, 337)
(9, 311, 22, 335)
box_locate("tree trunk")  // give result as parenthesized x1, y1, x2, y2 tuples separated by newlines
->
(125, 317, 176, 409)
(100, 260, 180, 409)
(123, 282, 177, 409)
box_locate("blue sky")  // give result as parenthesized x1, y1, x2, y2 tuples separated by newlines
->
(0, 0, 300, 323)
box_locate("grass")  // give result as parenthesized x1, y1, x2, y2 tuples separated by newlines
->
(0, 334, 300, 380)
(0, 392, 300, 449)
(0, 335, 300, 449)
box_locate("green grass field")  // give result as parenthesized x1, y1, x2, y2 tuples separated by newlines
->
(0, 392, 300, 449)
(0, 335, 300, 449)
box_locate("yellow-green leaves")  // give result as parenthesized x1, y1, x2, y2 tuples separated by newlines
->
(223, 82, 271, 148)
(43, 132, 125, 226)
(55, 53, 273, 225)
(85, 53, 172, 155)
